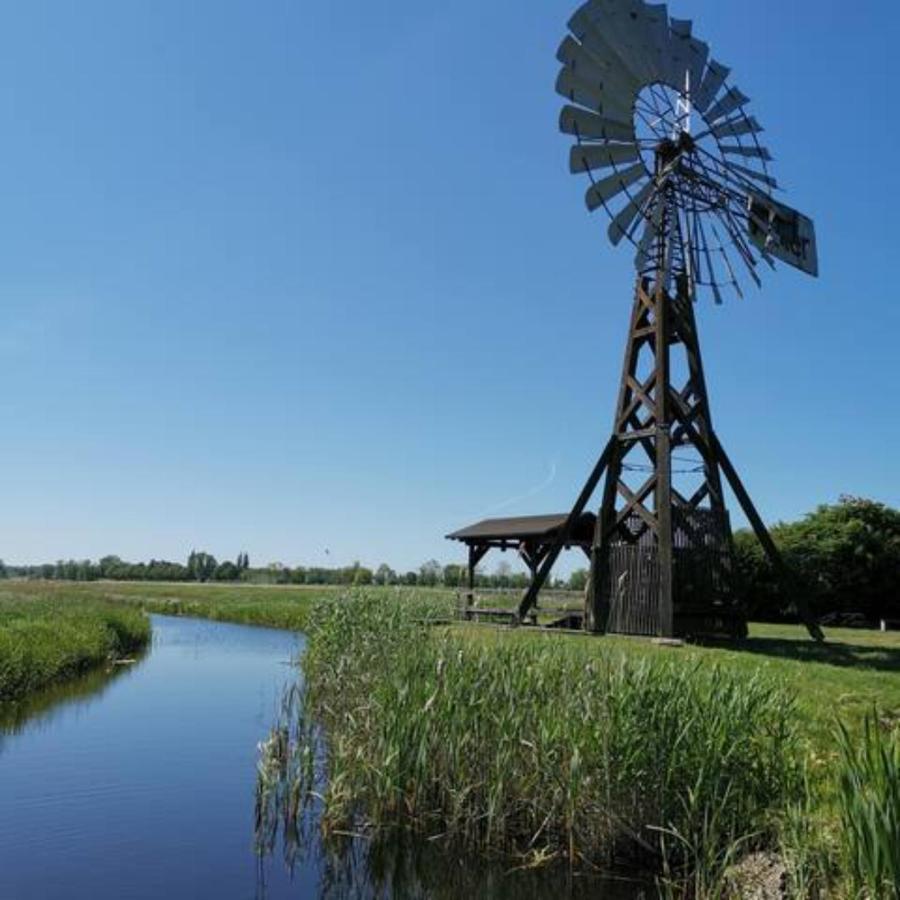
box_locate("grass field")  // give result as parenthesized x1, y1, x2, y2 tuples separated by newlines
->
(0, 584, 150, 701)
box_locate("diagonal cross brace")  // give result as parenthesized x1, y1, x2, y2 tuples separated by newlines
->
(516, 437, 616, 623)
(673, 414, 824, 642)
(709, 434, 825, 642)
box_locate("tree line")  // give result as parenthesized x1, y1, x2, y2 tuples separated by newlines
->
(0, 552, 554, 590)
(2, 497, 894, 621)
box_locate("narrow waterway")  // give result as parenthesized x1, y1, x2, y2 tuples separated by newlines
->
(0, 615, 646, 899)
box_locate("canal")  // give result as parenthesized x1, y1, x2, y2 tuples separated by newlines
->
(0, 615, 644, 899)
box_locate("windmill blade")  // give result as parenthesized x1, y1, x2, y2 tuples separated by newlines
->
(560, 105, 635, 142)
(570, 141, 641, 174)
(717, 207, 763, 289)
(557, 33, 637, 104)
(586, 0, 653, 81)
(585, 163, 648, 211)
(568, 5, 644, 89)
(722, 161, 778, 191)
(686, 37, 710, 97)
(623, 1, 673, 85)
(609, 178, 658, 246)
(705, 87, 750, 124)
(555, 68, 634, 122)
(640, 4, 673, 84)
(580, 0, 657, 86)
(666, 24, 692, 91)
(693, 59, 730, 113)
(707, 115, 763, 140)
(722, 144, 773, 161)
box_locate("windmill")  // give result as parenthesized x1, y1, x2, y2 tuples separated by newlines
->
(515, 0, 823, 640)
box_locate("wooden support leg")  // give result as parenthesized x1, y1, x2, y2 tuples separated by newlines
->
(516, 437, 616, 623)
(466, 544, 489, 620)
(710, 434, 825, 642)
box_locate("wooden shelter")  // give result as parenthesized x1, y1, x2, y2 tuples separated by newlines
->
(447, 513, 595, 619)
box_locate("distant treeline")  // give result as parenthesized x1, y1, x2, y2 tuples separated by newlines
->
(3, 497, 894, 620)
(0, 553, 549, 590)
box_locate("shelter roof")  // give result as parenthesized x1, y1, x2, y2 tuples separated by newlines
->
(446, 513, 596, 545)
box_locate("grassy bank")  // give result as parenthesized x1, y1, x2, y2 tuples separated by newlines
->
(0, 580, 343, 633)
(0, 587, 150, 701)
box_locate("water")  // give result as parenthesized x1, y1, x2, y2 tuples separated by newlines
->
(0, 615, 648, 899)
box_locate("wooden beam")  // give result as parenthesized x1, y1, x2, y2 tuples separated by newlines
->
(517, 437, 615, 622)
(709, 434, 825, 642)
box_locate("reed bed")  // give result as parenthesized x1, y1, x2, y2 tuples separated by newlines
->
(835, 717, 900, 898)
(0, 590, 150, 700)
(259, 591, 807, 891)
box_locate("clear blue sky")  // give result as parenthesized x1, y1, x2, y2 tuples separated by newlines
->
(0, 0, 896, 573)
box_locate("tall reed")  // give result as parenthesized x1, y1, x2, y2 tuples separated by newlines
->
(266, 591, 805, 889)
(835, 716, 900, 899)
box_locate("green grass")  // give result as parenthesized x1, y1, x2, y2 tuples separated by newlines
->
(835, 717, 900, 898)
(455, 621, 900, 748)
(0, 586, 150, 701)
(0, 579, 340, 633)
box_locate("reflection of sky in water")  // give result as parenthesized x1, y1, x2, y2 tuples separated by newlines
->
(0, 615, 646, 899)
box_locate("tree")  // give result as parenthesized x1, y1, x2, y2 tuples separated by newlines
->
(187, 551, 217, 583)
(494, 560, 512, 589)
(419, 560, 442, 587)
(736, 497, 900, 623)
(568, 569, 589, 591)
(443, 564, 464, 588)
(375, 564, 396, 586)
(215, 560, 240, 581)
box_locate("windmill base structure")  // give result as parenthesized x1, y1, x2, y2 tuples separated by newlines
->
(513, 253, 822, 641)
(447, 0, 824, 642)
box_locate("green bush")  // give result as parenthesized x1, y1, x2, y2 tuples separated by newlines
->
(735, 497, 900, 623)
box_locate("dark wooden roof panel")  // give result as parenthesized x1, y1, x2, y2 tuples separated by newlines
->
(446, 513, 596, 543)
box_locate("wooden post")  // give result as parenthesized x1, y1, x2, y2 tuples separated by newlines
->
(466, 544, 489, 620)
(654, 262, 675, 638)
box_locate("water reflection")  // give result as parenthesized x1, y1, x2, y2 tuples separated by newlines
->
(0, 650, 148, 739)
(257, 822, 651, 900)
(254, 689, 651, 900)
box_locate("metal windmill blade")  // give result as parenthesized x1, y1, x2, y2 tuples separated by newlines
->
(558, 0, 819, 301)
